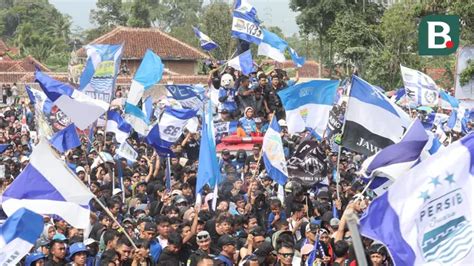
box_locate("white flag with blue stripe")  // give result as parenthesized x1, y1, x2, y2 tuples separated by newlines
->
(360, 119, 428, 195)
(262, 117, 288, 186)
(159, 107, 197, 147)
(360, 133, 474, 265)
(289, 47, 305, 68)
(106, 110, 132, 143)
(0, 208, 43, 265)
(401, 65, 439, 107)
(257, 29, 288, 62)
(124, 49, 164, 135)
(1, 140, 94, 229)
(231, 9, 263, 45)
(234, 0, 258, 22)
(227, 50, 254, 75)
(192, 26, 218, 51)
(35, 71, 109, 130)
(278, 80, 339, 136)
(342, 75, 411, 155)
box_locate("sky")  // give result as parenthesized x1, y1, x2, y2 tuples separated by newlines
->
(49, 0, 300, 36)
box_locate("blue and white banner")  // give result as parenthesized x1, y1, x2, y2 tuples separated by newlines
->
(262, 117, 288, 186)
(257, 29, 288, 62)
(165, 85, 203, 110)
(159, 107, 197, 146)
(234, 0, 258, 23)
(0, 208, 43, 265)
(439, 90, 459, 109)
(231, 11, 263, 45)
(278, 80, 339, 136)
(1, 140, 94, 229)
(227, 50, 253, 75)
(192, 26, 218, 51)
(35, 71, 109, 130)
(342, 75, 412, 155)
(79, 44, 123, 103)
(401, 65, 439, 107)
(360, 133, 474, 265)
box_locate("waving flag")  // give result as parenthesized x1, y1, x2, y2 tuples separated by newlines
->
(196, 102, 221, 195)
(116, 141, 138, 162)
(0, 144, 10, 154)
(0, 208, 43, 265)
(262, 116, 288, 185)
(342, 75, 411, 155)
(278, 80, 339, 136)
(422, 112, 449, 130)
(106, 110, 132, 143)
(1, 140, 94, 229)
(257, 29, 288, 62)
(50, 123, 81, 153)
(360, 119, 428, 195)
(192, 26, 218, 51)
(234, 0, 258, 23)
(439, 90, 459, 109)
(289, 47, 305, 68)
(124, 49, 164, 135)
(159, 107, 197, 147)
(401, 65, 439, 107)
(35, 71, 109, 130)
(79, 44, 123, 103)
(228, 50, 253, 75)
(146, 124, 174, 157)
(26, 85, 53, 115)
(165, 85, 203, 110)
(231, 11, 263, 45)
(360, 133, 474, 265)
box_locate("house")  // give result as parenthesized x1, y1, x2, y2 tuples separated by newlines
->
(76, 26, 209, 76)
(261, 60, 328, 81)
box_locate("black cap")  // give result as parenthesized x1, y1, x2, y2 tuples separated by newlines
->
(222, 149, 230, 156)
(218, 234, 236, 248)
(144, 222, 156, 232)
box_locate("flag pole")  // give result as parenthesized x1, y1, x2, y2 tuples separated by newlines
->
(47, 139, 138, 249)
(345, 212, 369, 266)
(335, 78, 353, 201)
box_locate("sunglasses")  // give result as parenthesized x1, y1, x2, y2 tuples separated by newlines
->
(197, 234, 210, 241)
(279, 252, 294, 258)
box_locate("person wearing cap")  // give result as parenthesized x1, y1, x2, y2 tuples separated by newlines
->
(45, 239, 66, 266)
(187, 231, 214, 266)
(299, 243, 314, 266)
(25, 252, 46, 266)
(36, 239, 51, 257)
(67, 242, 87, 266)
(369, 243, 387, 266)
(214, 234, 236, 266)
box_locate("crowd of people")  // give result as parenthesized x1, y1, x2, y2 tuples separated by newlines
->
(0, 61, 467, 266)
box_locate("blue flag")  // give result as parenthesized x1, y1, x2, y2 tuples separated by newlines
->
(146, 124, 175, 157)
(0, 143, 10, 154)
(289, 47, 305, 68)
(227, 50, 253, 75)
(50, 123, 81, 153)
(0, 208, 44, 265)
(196, 102, 221, 195)
(192, 26, 219, 51)
(262, 117, 288, 186)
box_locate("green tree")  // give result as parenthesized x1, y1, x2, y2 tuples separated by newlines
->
(127, 0, 151, 27)
(90, 0, 127, 29)
(198, 1, 235, 60)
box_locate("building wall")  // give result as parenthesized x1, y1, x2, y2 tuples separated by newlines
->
(121, 59, 197, 76)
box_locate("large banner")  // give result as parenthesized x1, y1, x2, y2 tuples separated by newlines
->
(165, 85, 203, 110)
(286, 140, 328, 186)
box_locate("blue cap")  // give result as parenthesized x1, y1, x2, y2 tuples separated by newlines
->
(25, 253, 46, 266)
(52, 233, 67, 241)
(68, 242, 88, 260)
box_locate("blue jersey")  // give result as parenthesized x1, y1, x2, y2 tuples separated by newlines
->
(218, 87, 238, 112)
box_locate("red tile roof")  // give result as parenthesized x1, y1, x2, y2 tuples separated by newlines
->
(0, 39, 9, 53)
(77, 26, 208, 61)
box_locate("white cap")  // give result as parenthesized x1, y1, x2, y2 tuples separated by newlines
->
(113, 188, 122, 196)
(75, 166, 86, 174)
(278, 119, 287, 127)
(20, 156, 29, 163)
(84, 238, 97, 246)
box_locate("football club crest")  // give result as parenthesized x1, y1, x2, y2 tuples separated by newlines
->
(416, 174, 472, 263)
